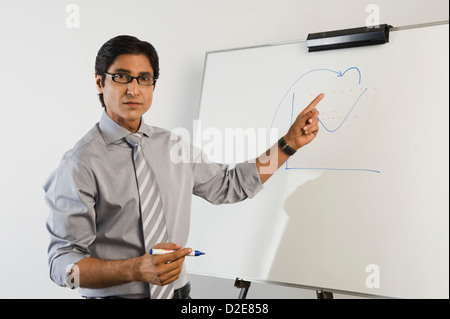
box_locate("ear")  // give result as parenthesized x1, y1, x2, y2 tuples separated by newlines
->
(95, 73, 104, 94)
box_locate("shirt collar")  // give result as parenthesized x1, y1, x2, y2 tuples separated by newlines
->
(99, 111, 152, 145)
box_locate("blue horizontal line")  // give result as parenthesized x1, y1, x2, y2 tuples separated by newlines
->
(285, 166, 381, 174)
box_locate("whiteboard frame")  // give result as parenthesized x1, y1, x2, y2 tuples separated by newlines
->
(192, 20, 449, 299)
(197, 20, 449, 120)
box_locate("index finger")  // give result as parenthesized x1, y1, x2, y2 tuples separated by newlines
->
(299, 93, 325, 116)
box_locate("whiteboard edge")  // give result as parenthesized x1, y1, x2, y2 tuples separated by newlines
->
(187, 271, 395, 299)
(390, 19, 449, 31)
(196, 20, 449, 120)
(202, 20, 449, 56)
(196, 52, 209, 121)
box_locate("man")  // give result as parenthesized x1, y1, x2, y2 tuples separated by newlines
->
(44, 35, 323, 299)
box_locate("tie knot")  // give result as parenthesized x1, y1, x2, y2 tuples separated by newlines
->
(125, 133, 143, 148)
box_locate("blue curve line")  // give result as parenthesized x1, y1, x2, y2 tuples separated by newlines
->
(290, 93, 295, 125)
(319, 87, 368, 133)
(337, 67, 361, 84)
(271, 67, 362, 129)
(277, 67, 380, 174)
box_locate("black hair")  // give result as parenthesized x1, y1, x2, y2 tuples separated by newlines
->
(95, 35, 159, 108)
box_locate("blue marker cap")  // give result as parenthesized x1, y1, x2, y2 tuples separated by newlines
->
(193, 250, 205, 256)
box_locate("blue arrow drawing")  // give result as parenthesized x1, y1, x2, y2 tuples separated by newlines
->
(271, 67, 364, 130)
(271, 67, 380, 174)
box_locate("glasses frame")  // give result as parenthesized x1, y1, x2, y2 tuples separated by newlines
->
(104, 72, 158, 86)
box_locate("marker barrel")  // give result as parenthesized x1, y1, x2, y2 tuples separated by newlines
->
(149, 249, 205, 256)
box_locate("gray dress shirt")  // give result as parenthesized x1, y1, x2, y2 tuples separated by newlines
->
(44, 111, 264, 298)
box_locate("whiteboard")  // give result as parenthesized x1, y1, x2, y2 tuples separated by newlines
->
(185, 23, 449, 298)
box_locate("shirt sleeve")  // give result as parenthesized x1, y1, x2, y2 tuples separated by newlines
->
(43, 155, 97, 287)
(190, 143, 264, 205)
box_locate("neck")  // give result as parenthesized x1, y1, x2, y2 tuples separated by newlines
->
(106, 110, 141, 133)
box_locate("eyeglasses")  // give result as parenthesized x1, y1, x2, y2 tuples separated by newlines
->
(104, 72, 157, 86)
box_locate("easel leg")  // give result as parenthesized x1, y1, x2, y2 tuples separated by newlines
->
(234, 278, 251, 299)
(316, 290, 334, 299)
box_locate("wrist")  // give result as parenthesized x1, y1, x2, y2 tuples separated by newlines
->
(129, 256, 144, 282)
(283, 134, 300, 151)
(279, 136, 297, 156)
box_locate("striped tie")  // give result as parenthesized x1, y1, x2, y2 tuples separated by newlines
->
(125, 133, 174, 299)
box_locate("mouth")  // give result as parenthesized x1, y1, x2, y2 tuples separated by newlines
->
(123, 101, 142, 107)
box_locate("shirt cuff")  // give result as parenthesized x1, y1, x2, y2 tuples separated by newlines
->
(50, 252, 86, 288)
(64, 262, 81, 289)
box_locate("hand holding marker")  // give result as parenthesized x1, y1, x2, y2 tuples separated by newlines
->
(150, 249, 205, 256)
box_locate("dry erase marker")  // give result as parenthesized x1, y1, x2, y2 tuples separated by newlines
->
(149, 249, 205, 256)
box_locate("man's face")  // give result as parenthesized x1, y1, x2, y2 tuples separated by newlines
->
(96, 54, 155, 132)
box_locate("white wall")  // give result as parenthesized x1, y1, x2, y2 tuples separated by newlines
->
(0, 0, 447, 299)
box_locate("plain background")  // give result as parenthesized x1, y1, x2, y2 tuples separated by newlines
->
(0, 0, 448, 299)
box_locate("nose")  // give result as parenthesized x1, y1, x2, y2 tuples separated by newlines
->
(126, 78, 140, 96)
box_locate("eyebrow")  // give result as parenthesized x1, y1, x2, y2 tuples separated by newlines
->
(112, 68, 153, 76)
